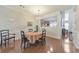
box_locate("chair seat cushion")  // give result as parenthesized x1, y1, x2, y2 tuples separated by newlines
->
(2, 36, 15, 40)
(9, 36, 15, 39)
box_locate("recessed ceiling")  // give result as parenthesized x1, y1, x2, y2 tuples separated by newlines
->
(1, 5, 75, 16)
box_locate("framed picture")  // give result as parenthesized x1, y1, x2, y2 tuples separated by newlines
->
(27, 22, 32, 26)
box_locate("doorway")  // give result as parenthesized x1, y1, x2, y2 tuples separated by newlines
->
(61, 8, 75, 52)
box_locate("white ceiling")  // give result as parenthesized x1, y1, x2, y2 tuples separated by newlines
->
(2, 5, 75, 16)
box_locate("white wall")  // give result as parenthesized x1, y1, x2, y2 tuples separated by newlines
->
(35, 11, 62, 39)
(0, 6, 35, 40)
(73, 6, 79, 49)
(0, 6, 64, 41)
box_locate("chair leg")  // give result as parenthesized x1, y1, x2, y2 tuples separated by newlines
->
(44, 39, 46, 45)
(42, 42, 43, 46)
(4, 40, 6, 47)
(14, 37, 15, 43)
(27, 42, 30, 47)
(8, 40, 9, 46)
(24, 42, 26, 49)
(21, 40, 23, 48)
(0, 39, 2, 46)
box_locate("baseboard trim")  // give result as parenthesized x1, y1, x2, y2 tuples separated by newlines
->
(73, 40, 79, 50)
(73, 42, 79, 51)
(46, 36, 60, 40)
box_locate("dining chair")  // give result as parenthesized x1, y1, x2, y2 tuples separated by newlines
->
(21, 31, 30, 49)
(0, 30, 15, 47)
(35, 29, 46, 46)
(0, 30, 9, 47)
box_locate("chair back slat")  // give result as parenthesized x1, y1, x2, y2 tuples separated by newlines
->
(21, 31, 28, 41)
(21, 31, 25, 40)
(42, 29, 46, 39)
(0, 30, 9, 40)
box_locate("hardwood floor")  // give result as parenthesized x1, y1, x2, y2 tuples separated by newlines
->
(0, 37, 78, 53)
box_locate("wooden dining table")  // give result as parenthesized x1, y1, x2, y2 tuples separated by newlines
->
(26, 32, 41, 44)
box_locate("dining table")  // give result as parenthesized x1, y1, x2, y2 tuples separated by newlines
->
(26, 32, 41, 44)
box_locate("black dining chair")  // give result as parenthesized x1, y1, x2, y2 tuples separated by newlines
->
(0, 30, 9, 47)
(0, 30, 15, 47)
(21, 31, 30, 49)
(35, 29, 46, 46)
